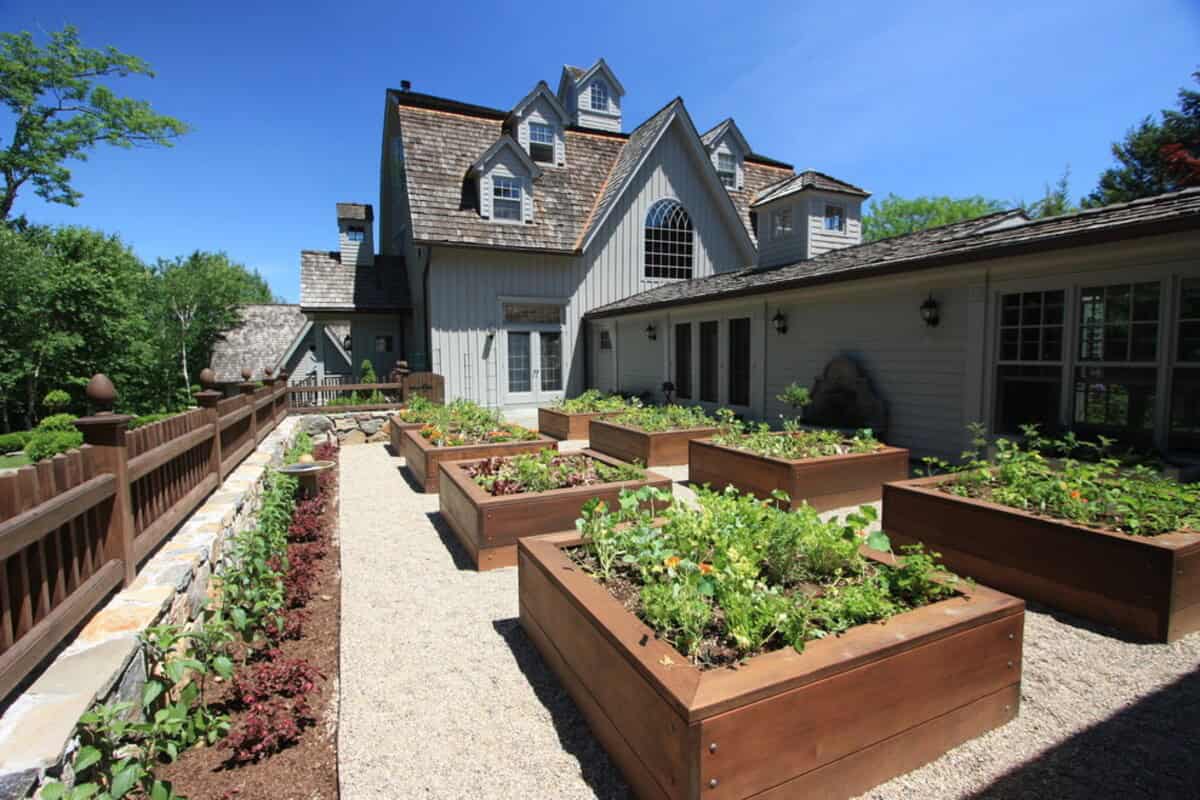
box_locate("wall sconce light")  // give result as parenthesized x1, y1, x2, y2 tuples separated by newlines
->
(645, 323, 657, 341)
(772, 310, 788, 335)
(342, 335, 353, 351)
(920, 293, 940, 327)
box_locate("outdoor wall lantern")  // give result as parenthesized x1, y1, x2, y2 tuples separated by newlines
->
(920, 293, 940, 327)
(772, 309, 788, 335)
(342, 335, 353, 351)
(645, 323, 657, 341)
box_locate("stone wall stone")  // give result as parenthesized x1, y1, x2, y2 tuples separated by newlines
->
(296, 411, 395, 445)
(0, 418, 302, 799)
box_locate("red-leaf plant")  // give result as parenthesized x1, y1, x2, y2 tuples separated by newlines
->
(231, 656, 323, 706)
(225, 696, 316, 763)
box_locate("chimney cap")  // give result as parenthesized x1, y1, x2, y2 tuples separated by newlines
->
(400, 79, 411, 92)
(336, 202, 374, 222)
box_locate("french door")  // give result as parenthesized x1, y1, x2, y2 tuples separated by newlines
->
(506, 329, 564, 404)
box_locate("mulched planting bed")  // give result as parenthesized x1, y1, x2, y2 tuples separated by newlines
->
(157, 444, 341, 799)
(519, 487, 1024, 800)
(437, 449, 672, 570)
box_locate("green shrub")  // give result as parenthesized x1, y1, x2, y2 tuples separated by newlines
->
(37, 413, 79, 432)
(554, 390, 638, 414)
(131, 412, 174, 429)
(611, 404, 719, 432)
(25, 430, 83, 462)
(42, 389, 71, 413)
(0, 431, 32, 454)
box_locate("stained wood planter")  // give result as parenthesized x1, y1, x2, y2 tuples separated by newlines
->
(537, 408, 619, 441)
(388, 417, 425, 454)
(883, 474, 1200, 642)
(438, 450, 672, 570)
(519, 533, 1024, 800)
(399, 427, 557, 493)
(589, 420, 719, 467)
(689, 437, 910, 512)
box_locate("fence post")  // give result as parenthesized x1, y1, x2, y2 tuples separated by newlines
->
(195, 367, 223, 481)
(393, 360, 410, 403)
(73, 374, 137, 587)
(277, 371, 289, 421)
(239, 367, 258, 443)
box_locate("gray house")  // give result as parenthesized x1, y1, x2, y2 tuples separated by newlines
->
(210, 304, 352, 388)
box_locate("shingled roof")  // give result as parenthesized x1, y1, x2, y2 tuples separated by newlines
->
(392, 89, 795, 252)
(211, 305, 306, 383)
(587, 188, 1200, 318)
(299, 252, 410, 312)
(752, 170, 871, 206)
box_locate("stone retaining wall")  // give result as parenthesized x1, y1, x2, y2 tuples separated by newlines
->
(296, 410, 397, 446)
(0, 418, 302, 799)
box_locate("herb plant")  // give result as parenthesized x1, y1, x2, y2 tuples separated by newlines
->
(611, 404, 719, 432)
(553, 389, 639, 414)
(414, 399, 538, 446)
(572, 486, 956, 667)
(712, 408, 881, 460)
(467, 450, 644, 495)
(939, 424, 1200, 536)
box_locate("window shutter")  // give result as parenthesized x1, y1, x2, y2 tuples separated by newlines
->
(556, 132, 565, 166)
(480, 175, 492, 218)
(518, 121, 529, 150)
(523, 177, 533, 223)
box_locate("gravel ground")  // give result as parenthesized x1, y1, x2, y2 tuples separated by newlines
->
(338, 442, 1200, 799)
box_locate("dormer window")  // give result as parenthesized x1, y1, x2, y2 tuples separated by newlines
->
(824, 204, 846, 232)
(590, 81, 608, 112)
(717, 152, 737, 188)
(493, 177, 522, 221)
(771, 207, 792, 240)
(529, 123, 555, 163)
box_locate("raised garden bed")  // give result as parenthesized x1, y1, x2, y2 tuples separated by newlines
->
(590, 419, 718, 466)
(537, 407, 620, 440)
(400, 426, 557, 493)
(519, 530, 1024, 800)
(883, 473, 1200, 641)
(438, 450, 672, 570)
(689, 435, 909, 511)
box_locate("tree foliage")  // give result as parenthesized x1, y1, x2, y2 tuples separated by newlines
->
(1083, 70, 1200, 208)
(0, 226, 274, 430)
(862, 194, 1006, 242)
(0, 25, 189, 219)
(1021, 167, 1077, 219)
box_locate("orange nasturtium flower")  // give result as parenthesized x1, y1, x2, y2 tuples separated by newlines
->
(664, 555, 681, 569)
(1070, 490, 1082, 500)
(698, 562, 713, 575)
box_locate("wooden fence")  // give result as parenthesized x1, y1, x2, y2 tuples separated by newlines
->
(0, 370, 291, 700)
(286, 371, 443, 411)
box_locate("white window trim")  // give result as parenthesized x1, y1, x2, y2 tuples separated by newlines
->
(528, 121, 556, 165)
(491, 174, 525, 224)
(824, 203, 847, 233)
(770, 207, 793, 240)
(589, 80, 609, 112)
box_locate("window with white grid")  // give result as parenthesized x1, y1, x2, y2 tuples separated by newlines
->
(644, 199, 693, 280)
(717, 152, 736, 188)
(590, 81, 608, 112)
(529, 123, 554, 164)
(492, 176, 522, 221)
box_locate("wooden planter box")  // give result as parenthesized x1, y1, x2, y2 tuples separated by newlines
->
(389, 417, 425, 453)
(438, 450, 672, 570)
(399, 427, 557, 493)
(537, 408, 619, 441)
(519, 533, 1024, 800)
(689, 437, 910, 512)
(883, 475, 1200, 642)
(590, 420, 719, 467)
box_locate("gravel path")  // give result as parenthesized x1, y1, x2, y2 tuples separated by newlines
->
(338, 442, 1200, 799)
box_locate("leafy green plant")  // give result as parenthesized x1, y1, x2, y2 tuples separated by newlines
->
(24, 429, 82, 461)
(572, 486, 956, 667)
(611, 404, 719, 432)
(43, 388, 71, 413)
(939, 424, 1200, 536)
(131, 412, 174, 430)
(467, 450, 643, 495)
(36, 412, 79, 432)
(0, 430, 31, 454)
(776, 381, 811, 412)
(712, 409, 881, 461)
(415, 400, 538, 446)
(553, 390, 639, 414)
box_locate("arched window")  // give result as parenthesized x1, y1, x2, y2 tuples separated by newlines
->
(644, 199, 694, 279)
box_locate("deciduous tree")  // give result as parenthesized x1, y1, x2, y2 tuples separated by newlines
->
(862, 194, 1006, 242)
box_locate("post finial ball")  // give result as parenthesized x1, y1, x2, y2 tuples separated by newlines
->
(198, 367, 216, 389)
(264, 366, 274, 378)
(241, 367, 252, 381)
(85, 373, 117, 410)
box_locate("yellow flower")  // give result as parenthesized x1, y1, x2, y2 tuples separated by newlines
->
(664, 556, 681, 569)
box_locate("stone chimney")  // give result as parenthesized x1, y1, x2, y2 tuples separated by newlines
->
(336, 203, 374, 267)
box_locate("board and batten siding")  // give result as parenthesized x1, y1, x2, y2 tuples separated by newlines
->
(427, 117, 753, 407)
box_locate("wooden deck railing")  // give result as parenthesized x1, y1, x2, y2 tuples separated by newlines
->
(286, 371, 443, 412)
(0, 370, 290, 700)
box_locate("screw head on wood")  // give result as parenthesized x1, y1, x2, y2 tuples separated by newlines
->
(85, 373, 117, 411)
(199, 367, 216, 389)
(709, 778, 719, 789)
(1008, 633, 1015, 640)
(241, 366, 253, 381)
(709, 742, 718, 753)
(1007, 660, 1014, 668)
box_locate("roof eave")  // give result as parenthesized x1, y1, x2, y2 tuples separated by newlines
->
(585, 214, 1200, 320)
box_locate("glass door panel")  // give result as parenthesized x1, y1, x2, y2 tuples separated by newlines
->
(507, 331, 533, 403)
(540, 332, 563, 392)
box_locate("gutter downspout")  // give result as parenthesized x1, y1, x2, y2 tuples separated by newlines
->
(422, 246, 434, 372)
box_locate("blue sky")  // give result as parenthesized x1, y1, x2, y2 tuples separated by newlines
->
(5, 0, 1199, 301)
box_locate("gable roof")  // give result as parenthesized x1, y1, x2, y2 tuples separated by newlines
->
(507, 81, 569, 126)
(586, 188, 1200, 318)
(211, 305, 306, 383)
(470, 135, 543, 178)
(701, 118, 750, 154)
(576, 97, 755, 259)
(392, 89, 791, 254)
(560, 59, 626, 97)
(299, 251, 411, 312)
(752, 170, 871, 206)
